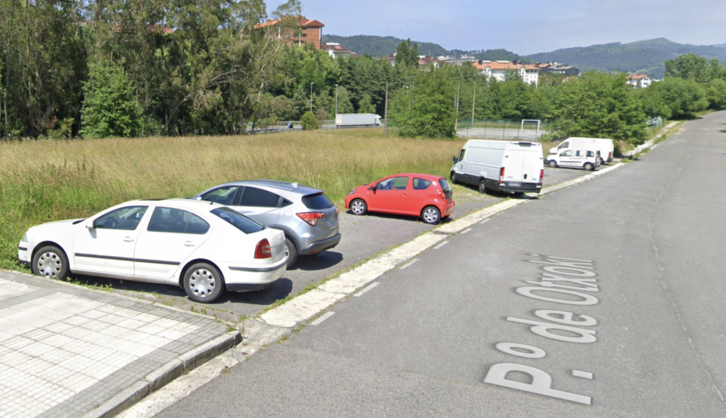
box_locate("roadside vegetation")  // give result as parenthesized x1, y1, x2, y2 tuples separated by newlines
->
(0, 129, 465, 270)
(3, 0, 726, 144)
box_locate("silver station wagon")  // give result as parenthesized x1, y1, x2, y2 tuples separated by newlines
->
(194, 180, 340, 267)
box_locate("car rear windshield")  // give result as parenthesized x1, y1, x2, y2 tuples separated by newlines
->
(211, 207, 264, 234)
(301, 193, 334, 210)
(439, 179, 452, 193)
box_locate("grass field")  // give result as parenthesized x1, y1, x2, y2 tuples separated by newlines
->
(0, 129, 468, 270)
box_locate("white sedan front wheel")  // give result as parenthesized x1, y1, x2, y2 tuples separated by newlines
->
(32, 245, 69, 280)
(184, 263, 225, 303)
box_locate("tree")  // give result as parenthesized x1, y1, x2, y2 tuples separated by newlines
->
(332, 86, 354, 115)
(549, 71, 646, 143)
(395, 39, 419, 68)
(301, 111, 318, 130)
(664, 53, 720, 84)
(645, 77, 708, 119)
(80, 62, 143, 139)
(358, 94, 376, 113)
(395, 68, 457, 138)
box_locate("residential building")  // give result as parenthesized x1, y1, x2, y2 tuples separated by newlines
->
(626, 74, 652, 88)
(536, 62, 580, 77)
(417, 55, 440, 67)
(254, 16, 324, 50)
(322, 43, 357, 58)
(439, 54, 478, 66)
(472, 60, 539, 86)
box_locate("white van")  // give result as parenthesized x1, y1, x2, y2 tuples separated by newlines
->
(450, 140, 544, 195)
(546, 149, 600, 171)
(550, 137, 614, 164)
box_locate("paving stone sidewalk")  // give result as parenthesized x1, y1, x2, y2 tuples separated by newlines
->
(0, 270, 237, 418)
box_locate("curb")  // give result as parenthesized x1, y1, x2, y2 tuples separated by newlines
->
(84, 331, 240, 418)
(118, 162, 627, 418)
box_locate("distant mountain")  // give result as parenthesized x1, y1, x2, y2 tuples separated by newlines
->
(322, 34, 527, 62)
(527, 38, 726, 78)
(323, 35, 726, 79)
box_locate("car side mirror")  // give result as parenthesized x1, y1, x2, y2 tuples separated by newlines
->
(368, 184, 377, 191)
(86, 221, 95, 230)
(194, 196, 202, 201)
(452, 156, 458, 163)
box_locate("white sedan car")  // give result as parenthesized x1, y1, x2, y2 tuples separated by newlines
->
(18, 198, 287, 303)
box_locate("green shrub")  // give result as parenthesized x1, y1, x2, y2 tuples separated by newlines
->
(301, 111, 319, 130)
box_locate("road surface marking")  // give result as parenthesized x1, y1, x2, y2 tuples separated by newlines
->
(572, 370, 594, 379)
(354, 282, 380, 297)
(399, 259, 419, 270)
(433, 241, 449, 250)
(311, 311, 335, 326)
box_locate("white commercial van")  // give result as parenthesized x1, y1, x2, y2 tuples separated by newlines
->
(550, 137, 614, 164)
(450, 140, 544, 195)
(546, 149, 600, 171)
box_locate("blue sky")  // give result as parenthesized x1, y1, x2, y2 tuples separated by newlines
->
(265, 0, 726, 55)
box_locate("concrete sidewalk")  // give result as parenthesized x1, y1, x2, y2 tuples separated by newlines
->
(0, 270, 237, 418)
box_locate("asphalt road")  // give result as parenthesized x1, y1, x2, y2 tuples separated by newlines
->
(157, 112, 726, 417)
(67, 162, 593, 322)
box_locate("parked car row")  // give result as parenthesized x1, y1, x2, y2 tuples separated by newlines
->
(18, 173, 458, 303)
(20, 137, 609, 303)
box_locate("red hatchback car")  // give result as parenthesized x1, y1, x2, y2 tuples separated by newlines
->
(345, 173, 455, 224)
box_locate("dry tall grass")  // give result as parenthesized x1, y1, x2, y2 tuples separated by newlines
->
(0, 129, 465, 268)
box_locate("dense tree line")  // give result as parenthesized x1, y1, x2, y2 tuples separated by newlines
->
(2, 1, 726, 141)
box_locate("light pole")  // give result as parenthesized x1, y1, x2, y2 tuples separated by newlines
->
(334, 84, 339, 129)
(310, 82, 314, 113)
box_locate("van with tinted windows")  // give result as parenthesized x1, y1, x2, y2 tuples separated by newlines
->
(545, 149, 600, 171)
(450, 140, 544, 195)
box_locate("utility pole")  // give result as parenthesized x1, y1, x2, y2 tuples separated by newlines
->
(309, 82, 314, 113)
(454, 80, 461, 131)
(471, 80, 477, 129)
(384, 81, 389, 134)
(334, 84, 339, 129)
(3, 0, 18, 137)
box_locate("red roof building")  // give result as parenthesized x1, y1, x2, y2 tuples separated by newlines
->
(254, 16, 324, 49)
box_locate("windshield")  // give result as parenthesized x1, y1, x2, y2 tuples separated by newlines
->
(211, 207, 264, 234)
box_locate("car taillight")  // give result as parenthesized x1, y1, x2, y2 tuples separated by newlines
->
(297, 212, 325, 227)
(499, 167, 505, 182)
(539, 169, 544, 183)
(254, 239, 272, 259)
(608, 152, 612, 160)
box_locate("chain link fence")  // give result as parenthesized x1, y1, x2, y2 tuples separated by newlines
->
(456, 119, 550, 141)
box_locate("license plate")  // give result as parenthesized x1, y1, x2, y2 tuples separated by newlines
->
(508, 182, 521, 187)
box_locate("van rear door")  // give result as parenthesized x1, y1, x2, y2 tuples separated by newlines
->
(505, 143, 541, 184)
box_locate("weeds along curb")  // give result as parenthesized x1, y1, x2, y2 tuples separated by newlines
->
(118, 161, 631, 418)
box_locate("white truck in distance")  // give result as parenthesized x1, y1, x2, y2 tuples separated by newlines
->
(335, 113, 381, 128)
(550, 137, 615, 164)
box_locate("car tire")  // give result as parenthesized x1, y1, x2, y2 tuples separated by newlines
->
(285, 237, 298, 267)
(584, 163, 595, 171)
(478, 179, 487, 194)
(450, 172, 458, 184)
(548, 160, 558, 168)
(421, 206, 441, 225)
(350, 199, 367, 216)
(32, 245, 69, 280)
(183, 263, 225, 303)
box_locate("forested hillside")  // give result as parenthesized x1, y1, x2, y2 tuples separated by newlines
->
(322, 35, 449, 57)
(528, 38, 726, 78)
(322, 34, 527, 62)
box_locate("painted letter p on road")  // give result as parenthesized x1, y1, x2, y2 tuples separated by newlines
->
(484, 363, 592, 405)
